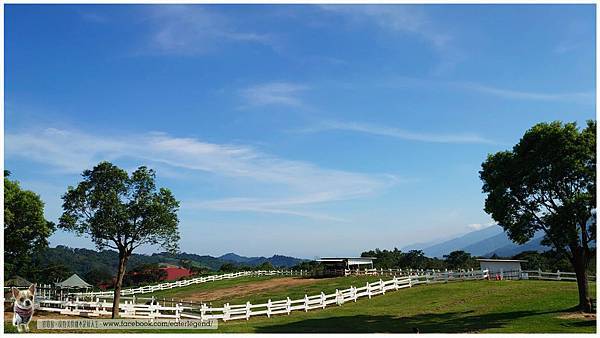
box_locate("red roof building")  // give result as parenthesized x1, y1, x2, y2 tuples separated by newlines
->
(160, 267, 192, 281)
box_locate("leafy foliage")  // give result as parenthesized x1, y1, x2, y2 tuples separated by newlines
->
(59, 161, 180, 317)
(122, 263, 168, 287)
(360, 248, 447, 270)
(480, 120, 596, 311)
(59, 162, 180, 254)
(443, 250, 478, 269)
(4, 171, 55, 278)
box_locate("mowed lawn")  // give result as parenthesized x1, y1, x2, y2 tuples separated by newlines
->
(5, 279, 596, 333)
(215, 280, 596, 333)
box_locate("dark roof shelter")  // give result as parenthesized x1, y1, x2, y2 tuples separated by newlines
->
(55, 274, 92, 289)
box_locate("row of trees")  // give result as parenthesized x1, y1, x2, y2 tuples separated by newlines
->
(290, 249, 481, 273)
(359, 248, 480, 270)
(218, 261, 280, 272)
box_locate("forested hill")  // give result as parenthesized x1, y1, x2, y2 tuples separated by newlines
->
(30, 246, 306, 283)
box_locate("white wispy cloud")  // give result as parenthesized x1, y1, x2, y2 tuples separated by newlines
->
(459, 82, 595, 103)
(239, 82, 309, 108)
(145, 5, 274, 55)
(6, 127, 394, 221)
(79, 11, 108, 24)
(384, 76, 595, 104)
(186, 197, 348, 222)
(297, 120, 496, 145)
(466, 222, 497, 231)
(319, 5, 462, 74)
(319, 5, 450, 49)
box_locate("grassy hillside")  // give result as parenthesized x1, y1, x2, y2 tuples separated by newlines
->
(8, 280, 596, 333)
(217, 280, 596, 333)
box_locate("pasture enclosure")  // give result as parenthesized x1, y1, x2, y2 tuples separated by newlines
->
(35, 269, 490, 321)
(7, 267, 594, 325)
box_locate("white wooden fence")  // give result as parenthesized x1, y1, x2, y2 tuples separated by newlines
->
(522, 270, 596, 281)
(37, 269, 490, 322)
(72, 270, 304, 297)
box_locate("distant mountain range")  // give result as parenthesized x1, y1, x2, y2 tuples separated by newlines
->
(402, 225, 548, 258)
(35, 246, 307, 278)
(218, 253, 306, 267)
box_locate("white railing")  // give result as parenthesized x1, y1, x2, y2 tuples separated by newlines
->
(37, 269, 490, 321)
(521, 270, 596, 282)
(343, 268, 466, 276)
(71, 270, 304, 297)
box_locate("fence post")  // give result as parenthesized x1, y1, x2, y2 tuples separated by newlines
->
(223, 303, 230, 321)
(245, 301, 251, 320)
(267, 299, 272, 318)
(557, 270, 561, 281)
(286, 297, 291, 315)
(320, 292, 326, 308)
(366, 282, 371, 299)
(380, 279, 385, 295)
(200, 303, 207, 321)
(304, 295, 309, 312)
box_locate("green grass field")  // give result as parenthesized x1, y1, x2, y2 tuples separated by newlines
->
(5, 279, 596, 333)
(215, 280, 596, 333)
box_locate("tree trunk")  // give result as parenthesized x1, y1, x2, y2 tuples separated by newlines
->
(111, 251, 129, 319)
(573, 251, 593, 313)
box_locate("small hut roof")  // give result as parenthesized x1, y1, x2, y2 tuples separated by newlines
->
(55, 274, 92, 288)
(5, 276, 32, 288)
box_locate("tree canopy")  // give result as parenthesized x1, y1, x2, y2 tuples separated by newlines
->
(60, 162, 180, 254)
(4, 171, 55, 278)
(480, 120, 596, 312)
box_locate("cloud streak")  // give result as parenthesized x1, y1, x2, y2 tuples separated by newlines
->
(319, 5, 450, 49)
(458, 82, 595, 103)
(239, 82, 309, 108)
(384, 76, 595, 104)
(145, 5, 274, 55)
(297, 121, 496, 145)
(319, 5, 462, 74)
(6, 127, 394, 221)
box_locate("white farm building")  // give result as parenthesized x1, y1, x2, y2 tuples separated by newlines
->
(477, 259, 527, 273)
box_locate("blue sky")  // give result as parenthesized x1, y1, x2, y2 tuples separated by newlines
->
(5, 4, 596, 259)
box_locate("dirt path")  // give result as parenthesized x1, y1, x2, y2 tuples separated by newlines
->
(177, 277, 320, 303)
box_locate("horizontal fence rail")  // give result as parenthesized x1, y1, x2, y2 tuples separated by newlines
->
(521, 270, 597, 282)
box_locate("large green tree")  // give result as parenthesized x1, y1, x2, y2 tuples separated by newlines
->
(444, 250, 477, 270)
(480, 121, 596, 312)
(59, 162, 180, 318)
(4, 171, 55, 278)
